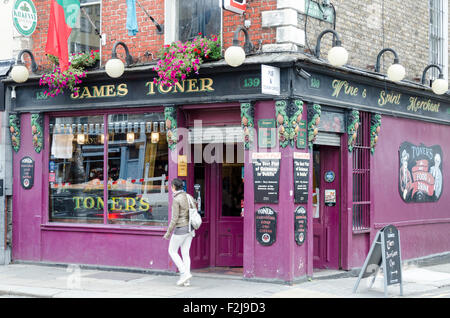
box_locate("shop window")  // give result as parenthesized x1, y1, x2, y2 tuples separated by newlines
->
(352, 111, 371, 232)
(49, 113, 168, 226)
(165, 0, 222, 43)
(68, 0, 101, 55)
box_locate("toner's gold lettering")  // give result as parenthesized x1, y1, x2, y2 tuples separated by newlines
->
(84, 197, 95, 209)
(186, 79, 199, 92)
(158, 83, 172, 94)
(111, 197, 122, 211)
(73, 197, 83, 209)
(199, 78, 214, 92)
(139, 198, 150, 212)
(145, 81, 156, 95)
(173, 81, 185, 93)
(124, 197, 136, 212)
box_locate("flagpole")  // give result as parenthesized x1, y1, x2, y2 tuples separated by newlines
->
(135, 0, 164, 34)
(80, 7, 102, 39)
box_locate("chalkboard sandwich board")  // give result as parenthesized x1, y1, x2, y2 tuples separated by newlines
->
(353, 224, 403, 297)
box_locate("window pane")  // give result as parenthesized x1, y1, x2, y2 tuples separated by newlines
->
(107, 113, 169, 226)
(49, 116, 105, 224)
(177, 0, 221, 42)
(69, 3, 101, 54)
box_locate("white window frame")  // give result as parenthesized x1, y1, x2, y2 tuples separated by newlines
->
(69, 0, 102, 58)
(429, 0, 448, 80)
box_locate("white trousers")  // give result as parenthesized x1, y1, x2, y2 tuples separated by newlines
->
(168, 232, 194, 275)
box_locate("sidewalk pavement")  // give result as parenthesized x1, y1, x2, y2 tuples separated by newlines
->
(0, 257, 450, 298)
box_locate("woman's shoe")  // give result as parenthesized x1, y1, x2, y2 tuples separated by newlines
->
(176, 272, 192, 286)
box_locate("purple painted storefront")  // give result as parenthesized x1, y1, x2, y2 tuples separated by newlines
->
(6, 58, 450, 283)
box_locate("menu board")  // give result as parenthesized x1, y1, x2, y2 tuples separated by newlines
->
(255, 207, 277, 246)
(294, 206, 307, 246)
(20, 156, 35, 189)
(353, 224, 403, 296)
(293, 152, 310, 203)
(252, 152, 281, 203)
(383, 225, 402, 286)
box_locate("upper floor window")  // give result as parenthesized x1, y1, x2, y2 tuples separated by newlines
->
(165, 0, 222, 44)
(429, 0, 448, 80)
(69, 0, 101, 54)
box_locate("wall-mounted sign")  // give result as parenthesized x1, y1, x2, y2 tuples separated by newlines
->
(261, 64, 280, 95)
(20, 156, 34, 189)
(177, 155, 187, 177)
(296, 120, 307, 149)
(293, 152, 310, 203)
(294, 70, 450, 124)
(324, 170, 335, 183)
(398, 142, 443, 202)
(353, 225, 403, 297)
(258, 118, 276, 148)
(252, 152, 280, 203)
(222, 0, 246, 14)
(294, 206, 307, 246)
(255, 207, 277, 246)
(12, 0, 38, 37)
(324, 189, 336, 206)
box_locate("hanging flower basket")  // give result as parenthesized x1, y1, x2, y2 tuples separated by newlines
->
(152, 34, 222, 88)
(39, 50, 100, 98)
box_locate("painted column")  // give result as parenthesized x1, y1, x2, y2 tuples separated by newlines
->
(243, 99, 311, 283)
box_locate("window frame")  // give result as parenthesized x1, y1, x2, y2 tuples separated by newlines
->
(429, 0, 449, 80)
(44, 107, 169, 231)
(68, 0, 103, 64)
(164, 0, 223, 45)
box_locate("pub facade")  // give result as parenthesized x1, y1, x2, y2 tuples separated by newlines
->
(3, 53, 449, 283)
(2, 0, 449, 284)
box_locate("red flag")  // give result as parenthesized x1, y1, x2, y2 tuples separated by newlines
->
(45, 0, 80, 72)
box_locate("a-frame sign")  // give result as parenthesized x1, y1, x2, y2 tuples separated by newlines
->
(353, 224, 403, 297)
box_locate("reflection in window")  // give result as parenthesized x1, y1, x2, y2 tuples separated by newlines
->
(48, 113, 169, 226)
(177, 0, 221, 42)
(107, 113, 168, 226)
(49, 116, 105, 223)
(69, 0, 101, 54)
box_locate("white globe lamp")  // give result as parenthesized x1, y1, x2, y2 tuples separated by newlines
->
(105, 58, 125, 78)
(328, 45, 349, 67)
(431, 77, 448, 95)
(225, 45, 246, 67)
(387, 63, 406, 82)
(11, 65, 30, 83)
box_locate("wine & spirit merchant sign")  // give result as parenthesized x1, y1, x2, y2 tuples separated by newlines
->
(12, 0, 37, 37)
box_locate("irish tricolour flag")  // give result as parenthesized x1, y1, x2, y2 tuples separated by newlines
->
(45, 0, 80, 72)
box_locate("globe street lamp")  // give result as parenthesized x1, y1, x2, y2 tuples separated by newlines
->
(105, 41, 134, 78)
(314, 29, 349, 67)
(11, 49, 38, 83)
(421, 64, 448, 95)
(224, 26, 254, 67)
(374, 48, 405, 82)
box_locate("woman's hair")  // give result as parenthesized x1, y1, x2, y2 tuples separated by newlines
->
(171, 178, 184, 191)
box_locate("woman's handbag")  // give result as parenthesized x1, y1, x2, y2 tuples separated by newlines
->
(186, 193, 202, 230)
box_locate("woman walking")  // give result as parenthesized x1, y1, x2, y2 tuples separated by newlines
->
(163, 178, 195, 286)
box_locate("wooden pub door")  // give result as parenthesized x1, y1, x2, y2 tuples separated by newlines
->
(312, 145, 341, 269)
